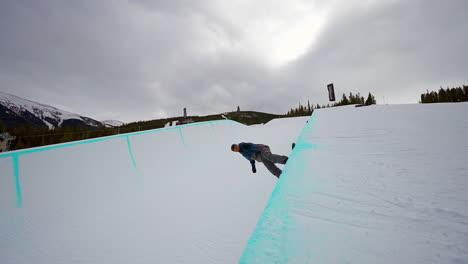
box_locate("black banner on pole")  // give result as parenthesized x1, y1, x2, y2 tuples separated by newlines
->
(327, 83, 336, 101)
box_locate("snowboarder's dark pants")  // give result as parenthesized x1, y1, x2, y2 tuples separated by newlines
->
(254, 146, 288, 178)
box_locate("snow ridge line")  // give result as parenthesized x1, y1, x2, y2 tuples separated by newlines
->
(240, 113, 318, 263)
(0, 119, 241, 208)
(0, 120, 237, 159)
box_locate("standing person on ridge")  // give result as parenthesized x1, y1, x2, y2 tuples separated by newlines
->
(231, 142, 291, 178)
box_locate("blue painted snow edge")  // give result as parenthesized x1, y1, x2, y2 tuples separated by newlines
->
(1, 119, 240, 208)
(240, 113, 318, 263)
(0, 119, 238, 159)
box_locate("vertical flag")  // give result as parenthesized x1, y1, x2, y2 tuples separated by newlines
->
(327, 83, 336, 101)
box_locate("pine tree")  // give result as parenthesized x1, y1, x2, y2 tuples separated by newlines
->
(365, 93, 373, 105)
(455, 87, 464, 102)
(426, 90, 433, 103)
(341, 94, 349, 105)
(355, 93, 361, 104)
(432, 91, 439, 102)
(447, 88, 455, 102)
(438, 88, 448, 102)
(363, 92, 376, 105)
(464, 85, 468, 101)
(237, 106, 240, 112)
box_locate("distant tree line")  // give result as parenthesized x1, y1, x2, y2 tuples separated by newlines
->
(334, 92, 376, 106)
(0, 116, 186, 152)
(1, 123, 125, 152)
(420, 85, 468, 103)
(286, 100, 316, 117)
(286, 92, 377, 117)
(0, 110, 283, 152)
(1, 91, 378, 152)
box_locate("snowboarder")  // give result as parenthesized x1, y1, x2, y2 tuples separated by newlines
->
(231, 142, 289, 178)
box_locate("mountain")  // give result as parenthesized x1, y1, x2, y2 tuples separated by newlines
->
(0, 91, 104, 129)
(101, 120, 125, 128)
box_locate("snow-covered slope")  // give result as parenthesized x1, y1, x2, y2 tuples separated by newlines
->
(1, 103, 467, 264)
(101, 120, 124, 127)
(0, 116, 307, 264)
(242, 103, 468, 263)
(0, 91, 102, 128)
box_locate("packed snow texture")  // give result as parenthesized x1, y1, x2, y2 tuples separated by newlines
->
(1, 103, 467, 264)
(0, 116, 305, 264)
(242, 103, 468, 264)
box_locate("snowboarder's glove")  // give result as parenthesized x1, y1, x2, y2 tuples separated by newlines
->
(252, 167, 256, 173)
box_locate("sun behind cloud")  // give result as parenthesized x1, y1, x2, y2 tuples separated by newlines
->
(268, 10, 328, 67)
(209, 0, 330, 67)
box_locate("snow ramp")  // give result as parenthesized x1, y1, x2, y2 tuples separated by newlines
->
(241, 103, 468, 264)
(0, 117, 307, 264)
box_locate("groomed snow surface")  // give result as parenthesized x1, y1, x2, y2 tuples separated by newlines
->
(0, 115, 305, 264)
(1, 103, 468, 263)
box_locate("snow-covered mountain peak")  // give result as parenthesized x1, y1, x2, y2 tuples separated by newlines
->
(0, 91, 102, 128)
(101, 120, 124, 128)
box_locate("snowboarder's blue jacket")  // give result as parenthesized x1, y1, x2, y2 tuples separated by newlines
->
(238, 142, 257, 168)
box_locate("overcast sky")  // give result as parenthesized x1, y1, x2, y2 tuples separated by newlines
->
(1, 0, 467, 123)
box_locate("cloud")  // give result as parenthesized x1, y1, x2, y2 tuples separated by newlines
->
(1, 0, 467, 122)
(287, 0, 468, 104)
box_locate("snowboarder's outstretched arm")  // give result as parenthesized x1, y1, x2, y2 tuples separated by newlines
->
(251, 160, 256, 173)
(239, 143, 257, 173)
(232, 142, 258, 173)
